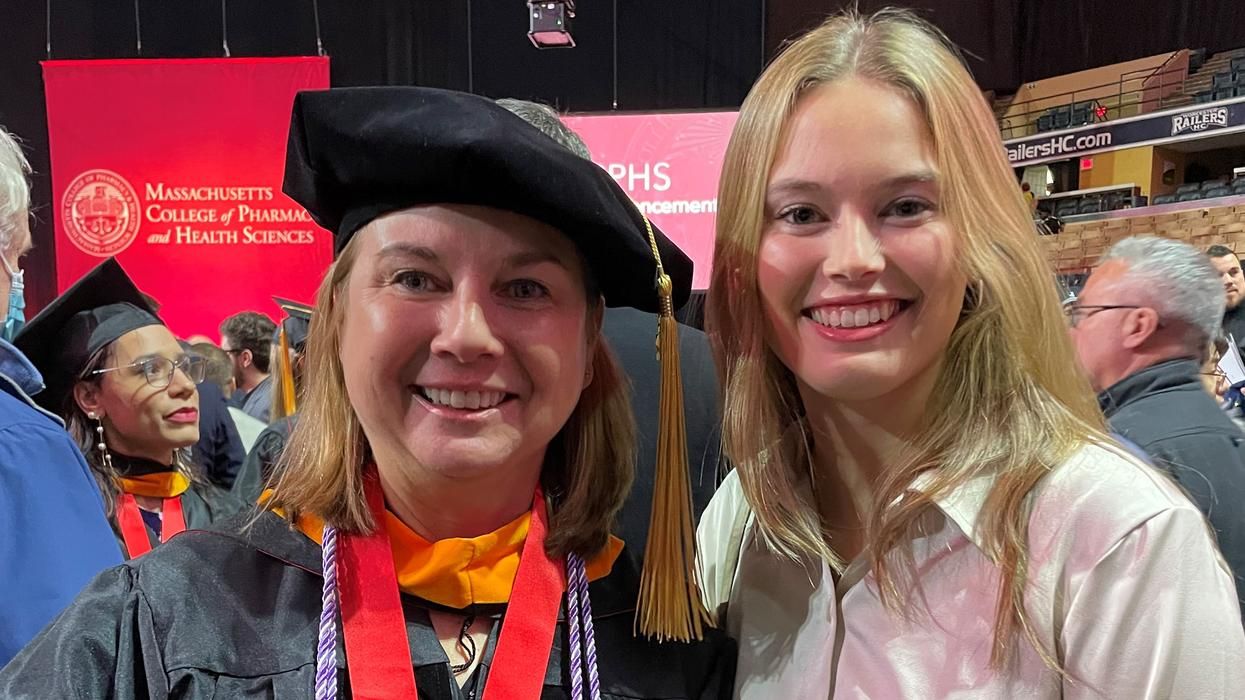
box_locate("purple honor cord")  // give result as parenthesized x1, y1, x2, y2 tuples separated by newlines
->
(566, 551, 603, 700)
(314, 524, 601, 700)
(566, 556, 585, 700)
(314, 524, 339, 700)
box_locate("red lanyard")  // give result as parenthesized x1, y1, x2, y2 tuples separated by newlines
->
(116, 493, 186, 557)
(338, 468, 565, 699)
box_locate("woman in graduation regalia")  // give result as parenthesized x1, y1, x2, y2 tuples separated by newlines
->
(12, 258, 243, 559)
(0, 87, 734, 698)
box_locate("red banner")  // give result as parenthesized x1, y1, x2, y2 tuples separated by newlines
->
(563, 111, 738, 289)
(43, 57, 331, 338)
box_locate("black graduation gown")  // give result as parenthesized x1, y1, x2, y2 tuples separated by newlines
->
(230, 416, 296, 505)
(0, 511, 736, 699)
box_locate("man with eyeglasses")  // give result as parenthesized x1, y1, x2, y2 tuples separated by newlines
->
(1068, 236, 1245, 617)
(0, 125, 121, 665)
(219, 311, 276, 423)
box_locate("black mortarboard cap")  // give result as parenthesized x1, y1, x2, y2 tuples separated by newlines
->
(282, 86, 692, 312)
(272, 296, 313, 351)
(15, 258, 163, 413)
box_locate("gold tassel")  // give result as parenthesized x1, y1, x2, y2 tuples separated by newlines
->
(635, 217, 714, 642)
(277, 326, 297, 418)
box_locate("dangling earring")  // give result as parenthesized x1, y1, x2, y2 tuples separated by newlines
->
(88, 411, 114, 471)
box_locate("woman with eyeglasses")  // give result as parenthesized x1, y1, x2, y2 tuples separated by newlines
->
(15, 258, 243, 559)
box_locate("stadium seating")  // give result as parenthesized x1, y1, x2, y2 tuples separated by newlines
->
(1071, 101, 1094, 126)
(1041, 201, 1245, 275)
(1203, 67, 1245, 102)
(1040, 185, 1169, 219)
(1034, 101, 1097, 133)
(1190, 48, 1208, 73)
(1079, 199, 1104, 215)
(1055, 201, 1080, 218)
(1052, 106, 1071, 130)
(1006, 47, 1245, 134)
(1137, 178, 1245, 206)
(1041, 180, 1244, 212)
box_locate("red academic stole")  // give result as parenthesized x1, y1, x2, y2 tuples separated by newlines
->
(115, 472, 189, 557)
(116, 493, 186, 557)
(338, 468, 565, 699)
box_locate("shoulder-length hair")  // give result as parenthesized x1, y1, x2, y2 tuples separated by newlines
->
(705, 8, 1107, 668)
(266, 230, 636, 559)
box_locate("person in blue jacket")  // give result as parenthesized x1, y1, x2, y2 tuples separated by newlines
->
(0, 124, 122, 666)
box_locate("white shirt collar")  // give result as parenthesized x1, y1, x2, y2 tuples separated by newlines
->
(907, 470, 998, 551)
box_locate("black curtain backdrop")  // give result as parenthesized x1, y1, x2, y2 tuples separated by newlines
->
(765, 1, 1245, 93)
(0, 0, 763, 313)
(2, 0, 1244, 312)
(765, 0, 1022, 90)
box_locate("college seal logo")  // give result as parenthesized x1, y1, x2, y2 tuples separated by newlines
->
(61, 169, 141, 256)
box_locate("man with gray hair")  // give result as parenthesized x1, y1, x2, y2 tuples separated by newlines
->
(1068, 235, 1245, 611)
(0, 125, 121, 664)
(495, 99, 592, 159)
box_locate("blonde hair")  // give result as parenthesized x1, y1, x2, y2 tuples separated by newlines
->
(267, 231, 636, 558)
(706, 8, 1107, 668)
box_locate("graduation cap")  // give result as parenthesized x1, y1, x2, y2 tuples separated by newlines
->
(271, 296, 312, 352)
(283, 86, 692, 314)
(15, 258, 163, 413)
(282, 86, 710, 641)
(271, 296, 312, 419)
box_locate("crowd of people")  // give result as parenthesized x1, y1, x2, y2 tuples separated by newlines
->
(1, 9, 1243, 699)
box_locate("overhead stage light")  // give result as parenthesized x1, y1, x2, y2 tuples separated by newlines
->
(528, 1, 576, 49)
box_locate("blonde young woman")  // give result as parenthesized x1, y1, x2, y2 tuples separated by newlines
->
(698, 10, 1245, 698)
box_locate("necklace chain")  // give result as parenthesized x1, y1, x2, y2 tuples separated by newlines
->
(449, 614, 478, 675)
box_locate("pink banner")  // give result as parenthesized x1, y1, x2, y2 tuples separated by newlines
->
(564, 111, 738, 289)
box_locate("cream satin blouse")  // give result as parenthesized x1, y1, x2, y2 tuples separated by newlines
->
(698, 442, 1245, 698)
